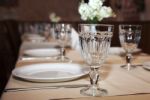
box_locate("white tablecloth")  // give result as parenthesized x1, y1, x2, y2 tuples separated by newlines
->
(1, 35, 150, 100)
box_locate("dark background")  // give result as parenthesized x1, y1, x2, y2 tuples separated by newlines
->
(0, 0, 18, 6)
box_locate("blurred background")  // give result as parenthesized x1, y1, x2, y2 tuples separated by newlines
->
(0, 0, 149, 21)
(0, 0, 150, 96)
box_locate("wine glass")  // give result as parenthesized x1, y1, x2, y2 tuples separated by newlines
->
(53, 23, 72, 62)
(78, 24, 114, 96)
(119, 24, 142, 70)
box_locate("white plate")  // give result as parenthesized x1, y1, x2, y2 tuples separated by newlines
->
(109, 47, 125, 55)
(22, 34, 46, 42)
(109, 47, 141, 55)
(143, 62, 150, 71)
(23, 48, 60, 57)
(22, 42, 60, 50)
(12, 63, 89, 82)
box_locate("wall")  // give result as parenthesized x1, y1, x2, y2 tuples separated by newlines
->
(0, 0, 150, 21)
(0, 0, 81, 22)
(16, 0, 80, 21)
(143, 0, 150, 20)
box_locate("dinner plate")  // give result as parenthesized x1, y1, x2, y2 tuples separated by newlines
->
(109, 47, 141, 55)
(143, 62, 150, 71)
(109, 47, 125, 55)
(12, 63, 89, 82)
(23, 48, 60, 57)
(22, 34, 45, 42)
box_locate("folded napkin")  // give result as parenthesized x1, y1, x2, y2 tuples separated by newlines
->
(70, 28, 80, 52)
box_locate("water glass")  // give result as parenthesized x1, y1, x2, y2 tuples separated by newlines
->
(78, 24, 114, 96)
(119, 24, 142, 70)
(54, 23, 72, 62)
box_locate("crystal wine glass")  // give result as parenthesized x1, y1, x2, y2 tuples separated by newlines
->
(78, 24, 114, 96)
(119, 24, 142, 70)
(54, 23, 72, 62)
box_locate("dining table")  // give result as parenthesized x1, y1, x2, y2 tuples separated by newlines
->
(1, 31, 150, 100)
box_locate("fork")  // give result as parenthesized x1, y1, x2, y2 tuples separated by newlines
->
(4, 84, 89, 92)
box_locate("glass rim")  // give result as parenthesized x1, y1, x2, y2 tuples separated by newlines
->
(78, 24, 114, 27)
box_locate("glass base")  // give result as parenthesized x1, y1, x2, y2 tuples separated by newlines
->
(121, 64, 136, 71)
(55, 56, 72, 63)
(80, 85, 107, 96)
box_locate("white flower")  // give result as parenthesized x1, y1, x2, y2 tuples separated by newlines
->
(99, 6, 113, 18)
(78, 0, 115, 22)
(78, 3, 92, 20)
(88, 0, 103, 9)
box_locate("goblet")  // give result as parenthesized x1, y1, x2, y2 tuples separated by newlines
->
(54, 23, 72, 62)
(78, 24, 114, 96)
(119, 24, 142, 70)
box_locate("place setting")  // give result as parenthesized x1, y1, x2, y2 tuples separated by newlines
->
(6, 60, 90, 94)
(6, 23, 91, 95)
(16, 23, 88, 81)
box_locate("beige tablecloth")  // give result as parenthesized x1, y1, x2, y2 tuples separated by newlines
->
(1, 44, 150, 100)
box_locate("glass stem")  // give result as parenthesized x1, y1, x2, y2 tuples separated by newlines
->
(126, 53, 132, 70)
(60, 47, 65, 59)
(89, 67, 100, 87)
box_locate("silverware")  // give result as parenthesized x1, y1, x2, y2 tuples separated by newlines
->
(4, 84, 89, 92)
(49, 97, 86, 100)
(19, 57, 54, 61)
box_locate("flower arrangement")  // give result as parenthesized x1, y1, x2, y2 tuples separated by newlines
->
(78, 0, 115, 23)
